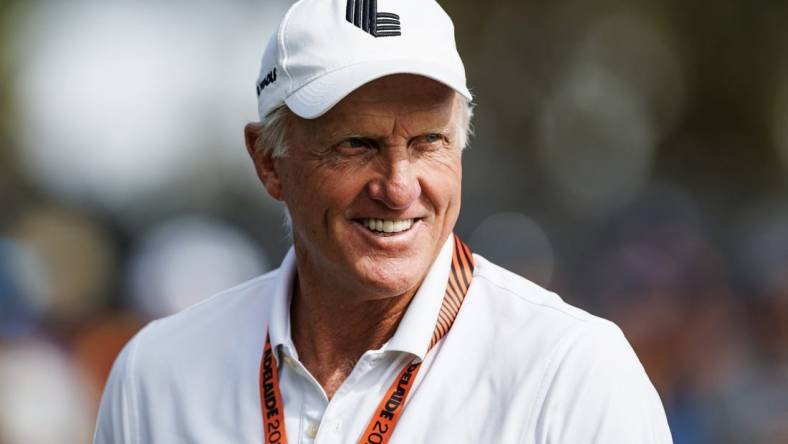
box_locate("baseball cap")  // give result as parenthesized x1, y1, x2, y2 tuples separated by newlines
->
(255, 0, 472, 120)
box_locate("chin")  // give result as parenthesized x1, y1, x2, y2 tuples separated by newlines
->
(352, 254, 429, 298)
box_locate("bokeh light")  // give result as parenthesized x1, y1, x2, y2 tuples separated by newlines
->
(127, 215, 269, 319)
(537, 65, 653, 214)
(0, 239, 48, 336)
(0, 338, 94, 444)
(13, 0, 288, 215)
(9, 206, 115, 324)
(537, 13, 686, 216)
(574, 13, 687, 134)
(469, 212, 554, 287)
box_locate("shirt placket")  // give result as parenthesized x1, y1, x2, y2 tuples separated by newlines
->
(280, 348, 397, 444)
(278, 349, 325, 444)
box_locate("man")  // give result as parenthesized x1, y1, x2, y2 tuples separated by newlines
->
(95, 0, 672, 443)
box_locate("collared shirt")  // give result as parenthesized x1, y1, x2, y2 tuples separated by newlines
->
(94, 236, 673, 443)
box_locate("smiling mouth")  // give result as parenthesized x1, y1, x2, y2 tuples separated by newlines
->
(355, 218, 416, 236)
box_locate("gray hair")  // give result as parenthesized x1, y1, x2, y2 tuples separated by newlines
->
(250, 95, 474, 158)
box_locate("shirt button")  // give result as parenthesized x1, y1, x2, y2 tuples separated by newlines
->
(305, 422, 319, 439)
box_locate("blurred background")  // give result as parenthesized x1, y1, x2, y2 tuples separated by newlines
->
(1, 0, 787, 442)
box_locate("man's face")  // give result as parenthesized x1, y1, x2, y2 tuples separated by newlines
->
(269, 74, 463, 300)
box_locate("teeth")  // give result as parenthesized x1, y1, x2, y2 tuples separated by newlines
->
(361, 218, 414, 234)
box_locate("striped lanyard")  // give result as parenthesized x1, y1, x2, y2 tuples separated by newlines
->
(259, 234, 475, 444)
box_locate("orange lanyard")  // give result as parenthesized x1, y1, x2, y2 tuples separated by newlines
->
(259, 234, 475, 444)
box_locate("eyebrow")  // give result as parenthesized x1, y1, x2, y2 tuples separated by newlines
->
(321, 125, 454, 142)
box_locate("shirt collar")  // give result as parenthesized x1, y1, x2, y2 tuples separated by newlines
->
(383, 235, 456, 361)
(268, 247, 298, 365)
(266, 235, 456, 363)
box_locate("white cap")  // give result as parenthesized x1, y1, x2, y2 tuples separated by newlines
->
(255, 0, 472, 120)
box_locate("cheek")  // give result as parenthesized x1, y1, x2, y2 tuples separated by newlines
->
(281, 161, 370, 215)
(419, 155, 462, 210)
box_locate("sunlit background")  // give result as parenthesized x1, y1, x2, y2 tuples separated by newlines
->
(1, 0, 787, 443)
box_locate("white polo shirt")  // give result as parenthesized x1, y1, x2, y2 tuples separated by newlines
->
(94, 237, 672, 443)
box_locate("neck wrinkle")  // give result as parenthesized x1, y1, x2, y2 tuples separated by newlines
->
(290, 276, 418, 399)
(291, 275, 416, 362)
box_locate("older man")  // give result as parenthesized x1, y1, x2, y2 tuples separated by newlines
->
(95, 0, 672, 443)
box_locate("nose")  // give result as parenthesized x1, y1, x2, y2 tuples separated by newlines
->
(367, 149, 421, 210)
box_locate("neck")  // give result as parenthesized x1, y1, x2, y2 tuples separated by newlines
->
(290, 273, 416, 399)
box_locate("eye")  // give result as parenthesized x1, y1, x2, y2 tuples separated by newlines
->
(425, 133, 442, 143)
(413, 133, 447, 151)
(336, 137, 374, 154)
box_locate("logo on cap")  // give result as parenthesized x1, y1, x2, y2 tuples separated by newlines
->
(345, 0, 401, 37)
(256, 67, 277, 97)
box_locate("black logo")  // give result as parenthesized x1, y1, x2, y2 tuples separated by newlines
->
(256, 67, 277, 96)
(346, 0, 401, 37)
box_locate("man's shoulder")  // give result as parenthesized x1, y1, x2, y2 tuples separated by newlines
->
(462, 255, 670, 442)
(463, 254, 637, 378)
(471, 254, 598, 327)
(119, 268, 281, 380)
(95, 269, 283, 442)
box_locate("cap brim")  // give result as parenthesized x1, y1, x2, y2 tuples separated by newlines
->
(284, 59, 472, 119)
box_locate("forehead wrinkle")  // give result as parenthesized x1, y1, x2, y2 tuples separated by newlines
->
(315, 112, 395, 142)
(306, 89, 461, 144)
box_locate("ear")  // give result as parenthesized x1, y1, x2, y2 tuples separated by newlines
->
(244, 123, 283, 200)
